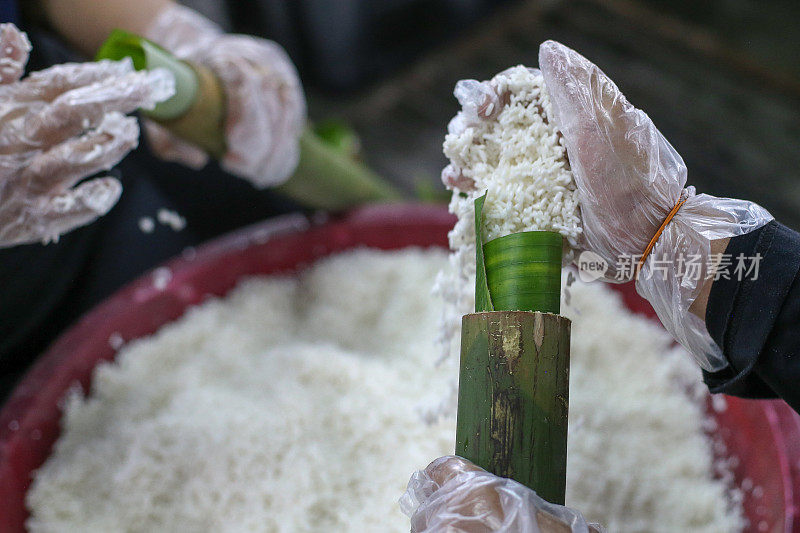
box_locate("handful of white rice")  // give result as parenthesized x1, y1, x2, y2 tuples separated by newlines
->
(443, 65, 581, 247)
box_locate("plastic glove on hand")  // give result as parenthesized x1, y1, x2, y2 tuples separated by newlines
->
(145, 4, 306, 188)
(0, 24, 174, 247)
(401, 456, 603, 533)
(538, 40, 772, 371)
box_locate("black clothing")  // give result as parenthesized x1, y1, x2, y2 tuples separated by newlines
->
(703, 221, 800, 413)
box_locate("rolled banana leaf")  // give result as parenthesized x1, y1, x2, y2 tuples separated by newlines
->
(474, 193, 563, 314)
(97, 29, 199, 122)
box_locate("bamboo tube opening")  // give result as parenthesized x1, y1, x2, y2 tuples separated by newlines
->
(96, 30, 200, 121)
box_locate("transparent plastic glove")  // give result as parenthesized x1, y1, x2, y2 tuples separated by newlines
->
(401, 456, 603, 533)
(0, 24, 174, 247)
(145, 3, 306, 188)
(538, 40, 772, 371)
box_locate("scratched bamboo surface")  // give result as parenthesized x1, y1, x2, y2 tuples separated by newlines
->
(456, 311, 571, 505)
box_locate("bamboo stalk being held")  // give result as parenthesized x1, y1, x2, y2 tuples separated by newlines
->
(437, 71, 583, 461)
(432, 63, 585, 508)
(96, 30, 402, 211)
(275, 129, 403, 211)
(457, 311, 570, 504)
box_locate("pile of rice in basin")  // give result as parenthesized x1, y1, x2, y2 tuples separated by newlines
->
(27, 67, 744, 533)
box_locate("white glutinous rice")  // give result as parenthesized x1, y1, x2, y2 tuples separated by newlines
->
(137, 217, 155, 234)
(26, 249, 456, 533)
(157, 208, 187, 232)
(151, 266, 172, 291)
(443, 66, 581, 246)
(436, 66, 582, 357)
(27, 250, 743, 533)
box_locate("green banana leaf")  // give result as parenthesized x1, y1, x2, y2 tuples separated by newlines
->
(474, 193, 562, 314)
(96, 29, 199, 121)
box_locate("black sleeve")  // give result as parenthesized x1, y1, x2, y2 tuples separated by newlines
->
(702, 221, 800, 413)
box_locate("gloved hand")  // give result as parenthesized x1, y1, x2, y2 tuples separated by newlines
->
(400, 456, 603, 533)
(144, 3, 306, 188)
(0, 23, 174, 248)
(538, 40, 772, 371)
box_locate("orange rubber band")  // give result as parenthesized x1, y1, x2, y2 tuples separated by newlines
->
(635, 197, 688, 277)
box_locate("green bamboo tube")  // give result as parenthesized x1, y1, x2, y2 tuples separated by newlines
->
(274, 129, 403, 210)
(483, 231, 563, 314)
(456, 311, 571, 504)
(96, 31, 402, 210)
(155, 63, 227, 158)
(96, 30, 226, 158)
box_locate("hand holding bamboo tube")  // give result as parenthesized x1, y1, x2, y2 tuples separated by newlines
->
(139, 3, 304, 187)
(401, 456, 604, 533)
(96, 5, 402, 210)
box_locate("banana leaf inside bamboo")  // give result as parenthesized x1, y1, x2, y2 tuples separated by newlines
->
(457, 192, 570, 504)
(97, 29, 200, 122)
(474, 193, 562, 314)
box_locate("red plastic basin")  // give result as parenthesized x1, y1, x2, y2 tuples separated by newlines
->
(1, 204, 798, 532)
